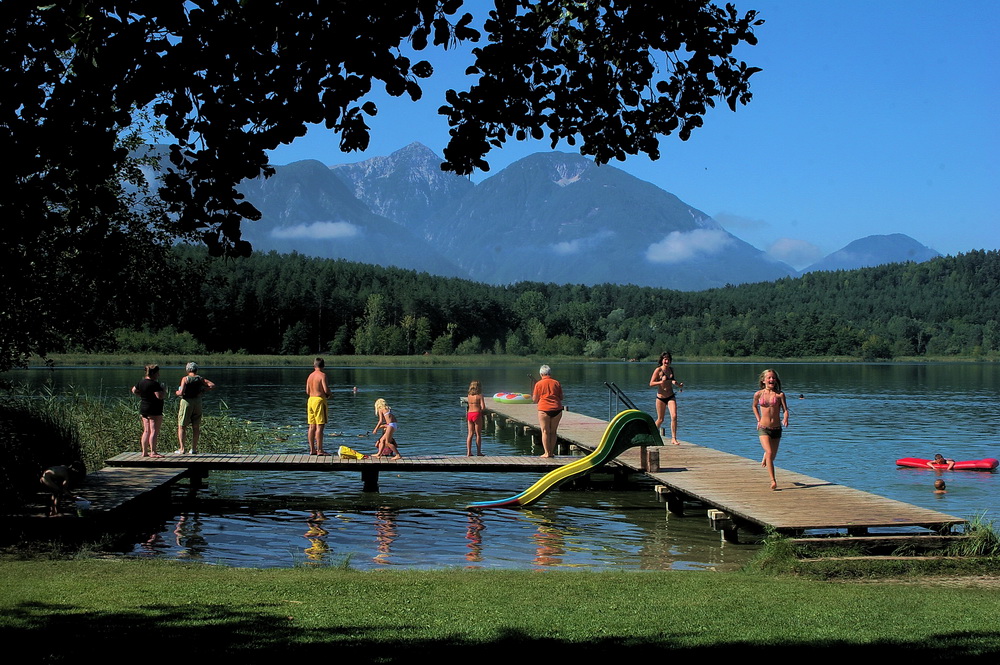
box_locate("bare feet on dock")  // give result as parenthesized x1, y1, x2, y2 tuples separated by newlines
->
(671, 438, 680, 445)
(316, 450, 330, 456)
(770, 481, 778, 490)
(539, 454, 554, 458)
(391, 455, 401, 460)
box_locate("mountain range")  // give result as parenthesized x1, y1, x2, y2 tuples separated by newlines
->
(800, 233, 940, 273)
(233, 142, 940, 290)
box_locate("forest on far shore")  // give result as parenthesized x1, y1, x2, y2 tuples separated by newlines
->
(90, 247, 1000, 362)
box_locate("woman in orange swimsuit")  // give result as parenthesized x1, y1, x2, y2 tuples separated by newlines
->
(752, 369, 789, 490)
(532, 365, 563, 458)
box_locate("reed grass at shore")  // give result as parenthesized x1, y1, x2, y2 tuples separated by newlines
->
(0, 386, 273, 511)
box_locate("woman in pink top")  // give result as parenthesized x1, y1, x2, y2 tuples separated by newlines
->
(532, 364, 563, 458)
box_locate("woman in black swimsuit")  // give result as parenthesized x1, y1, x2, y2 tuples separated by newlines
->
(649, 352, 683, 444)
(132, 363, 167, 458)
(752, 369, 789, 490)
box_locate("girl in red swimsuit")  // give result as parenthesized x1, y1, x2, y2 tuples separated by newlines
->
(466, 380, 486, 456)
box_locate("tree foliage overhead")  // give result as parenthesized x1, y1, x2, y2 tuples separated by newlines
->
(441, 0, 763, 172)
(1, 0, 763, 370)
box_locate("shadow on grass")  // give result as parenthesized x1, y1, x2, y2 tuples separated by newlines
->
(2, 601, 998, 662)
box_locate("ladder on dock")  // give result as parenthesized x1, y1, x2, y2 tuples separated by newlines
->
(604, 381, 638, 419)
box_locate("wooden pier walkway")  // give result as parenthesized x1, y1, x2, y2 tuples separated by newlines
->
(81, 397, 965, 545)
(106, 450, 576, 492)
(106, 451, 571, 473)
(485, 399, 965, 540)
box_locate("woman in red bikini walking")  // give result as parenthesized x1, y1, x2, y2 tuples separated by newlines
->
(752, 368, 789, 490)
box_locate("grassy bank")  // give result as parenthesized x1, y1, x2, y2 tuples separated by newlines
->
(1, 560, 998, 660)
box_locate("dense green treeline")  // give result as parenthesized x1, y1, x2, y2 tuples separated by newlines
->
(106, 247, 1000, 360)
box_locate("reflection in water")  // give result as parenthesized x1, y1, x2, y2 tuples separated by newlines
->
(464, 511, 484, 564)
(303, 511, 329, 562)
(531, 519, 566, 566)
(173, 513, 209, 560)
(373, 506, 398, 566)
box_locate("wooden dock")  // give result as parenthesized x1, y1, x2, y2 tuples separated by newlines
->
(2, 467, 189, 541)
(105, 450, 576, 491)
(485, 399, 965, 541)
(67, 397, 965, 547)
(106, 451, 571, 472)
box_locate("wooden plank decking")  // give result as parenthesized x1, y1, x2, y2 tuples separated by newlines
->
(486, 398, 964, 535)
(78, 467, 190, 512)
(106, 451, 571, 472)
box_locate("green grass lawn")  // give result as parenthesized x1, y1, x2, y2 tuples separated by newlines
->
(2, 560, 998, 661)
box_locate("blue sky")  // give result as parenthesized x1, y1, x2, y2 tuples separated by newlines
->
(267, 1, 998, 269)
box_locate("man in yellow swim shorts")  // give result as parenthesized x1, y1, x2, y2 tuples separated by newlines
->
(306, 357, 332, 456)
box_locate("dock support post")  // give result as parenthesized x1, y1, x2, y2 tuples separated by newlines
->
(708, 509, 740, 544)
(186, 468, 208, 489)
(361, 469, 379, 492)
(655, 485, 685, 515)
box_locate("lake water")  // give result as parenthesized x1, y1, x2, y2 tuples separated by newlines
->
(7, 362, 999, 570)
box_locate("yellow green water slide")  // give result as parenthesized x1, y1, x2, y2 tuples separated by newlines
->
(469, 409, 661, 509)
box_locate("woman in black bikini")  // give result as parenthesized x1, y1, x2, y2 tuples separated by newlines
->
(649, 352, 683, 444)
(753, 369, 789, 490)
